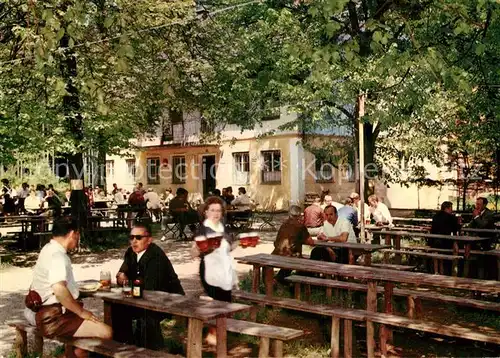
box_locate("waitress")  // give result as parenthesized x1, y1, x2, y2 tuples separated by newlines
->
(192, 196, 237, 344)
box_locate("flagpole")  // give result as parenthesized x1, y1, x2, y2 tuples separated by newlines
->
(358, 93, 366, 242)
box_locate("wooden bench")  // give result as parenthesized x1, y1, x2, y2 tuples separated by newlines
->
(233, 291, 500, 358)
(284, 275, 500, 315)
(381, 249, 463, 275)
(371, 263, 417, 271)
(9, 322, 177, 358)
(208, 318, 303, 357)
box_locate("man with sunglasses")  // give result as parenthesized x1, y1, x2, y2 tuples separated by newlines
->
(114, 219, 185, 349)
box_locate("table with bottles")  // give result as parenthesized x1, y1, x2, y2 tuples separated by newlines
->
(95, 290, 250, 358)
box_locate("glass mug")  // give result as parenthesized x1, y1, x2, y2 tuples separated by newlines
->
(100, 270, 112, 291)
(122, 280, 132, 298)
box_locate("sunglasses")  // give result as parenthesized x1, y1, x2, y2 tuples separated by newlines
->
(129, 234, 149, 241)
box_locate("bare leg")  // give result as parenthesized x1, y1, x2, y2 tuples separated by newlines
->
(73, 320, 113, 339)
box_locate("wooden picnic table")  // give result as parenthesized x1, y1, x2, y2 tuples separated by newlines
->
(392, 217, 433, 223)
(236, 254, 500, 310)
(312, 241, 390, 266)
(380, 230, 491, 275)
(461, 227, 500, 236)
(95, 290, 250, 358)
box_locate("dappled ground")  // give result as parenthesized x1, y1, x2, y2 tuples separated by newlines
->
(1, 214, 499, 357)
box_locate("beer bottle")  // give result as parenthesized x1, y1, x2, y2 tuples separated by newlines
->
(132, 268, 144, 298)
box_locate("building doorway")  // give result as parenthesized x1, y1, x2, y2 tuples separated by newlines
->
(202, 155, 216, 198)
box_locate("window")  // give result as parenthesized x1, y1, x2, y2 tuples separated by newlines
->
(126, 159, 136, 181)
(233, 152, 250, 184)
(105, 160, 114, 179)
(315, 158, 334, 183)
(261, 150, 281, 183)
(172, 156, 186, 184)
(147, 157, 160, 184)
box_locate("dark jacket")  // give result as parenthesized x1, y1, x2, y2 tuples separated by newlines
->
(118, 243, 184, 295)
(469, 208, 495, 230)
(430, 211, 461, 249)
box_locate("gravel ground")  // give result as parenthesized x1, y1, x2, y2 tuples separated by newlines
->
(0, 225, 280, 357)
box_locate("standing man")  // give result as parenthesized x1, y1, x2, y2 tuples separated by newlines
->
(17, 182, 30, 214)
(115, 220, 185, 349)
(24, 217, 112, 357)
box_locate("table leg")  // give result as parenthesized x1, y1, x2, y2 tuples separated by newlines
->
(330, 316, 340, 358)
(384, 234, 391, 263)
(252, 265, 261, 293)
(463, 243, 471, 278)
(366, 281, 377, 358)
(383, 283, 394, 345)
(348, 249, 355, 265)
(103, 301, 112, 326)
(263, 266, 274, 296)
(394, 235, 401, 265)
(344, 319, 353, 358)
(187, 318, 203, 358)
(364, 252, 372, 266)
(216, 317, 227, 358)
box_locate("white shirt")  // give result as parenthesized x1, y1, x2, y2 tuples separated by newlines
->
(18, 188, 29, 199)
(370, 202, 393, 225)
(231, 194, 252, 211)
(320, 218, 357, 243)
(357, 202, 371, 222)
(144, 191, 161, 209)
(202, 219, 237, 291)
(24, 240, 79, 325)
(137, 250, 146, 262)
(25, 195, 42, 211)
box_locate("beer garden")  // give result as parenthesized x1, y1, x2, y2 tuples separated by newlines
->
(1, 0, 500, 357)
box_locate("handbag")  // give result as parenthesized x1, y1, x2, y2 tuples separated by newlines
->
(25, 287, 43, 312)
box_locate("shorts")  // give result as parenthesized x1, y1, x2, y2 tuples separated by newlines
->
(35, 303, 84, 338)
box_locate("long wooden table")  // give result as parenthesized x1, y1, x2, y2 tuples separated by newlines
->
(236, 253, 500, 297)
(96, 290, 250, 358)
(380, 231, 492, 275)
(312, 242, 390, 266)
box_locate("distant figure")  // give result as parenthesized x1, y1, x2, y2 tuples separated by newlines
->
(111, 183, 119, 195)
(144, 188, 161, 222)
(469, 197, 495, 251)
(272, 205, 314, 282)
(1, 179, 16, 216)
(136, 182, 146, 195)
(163, 188, 174, 206)
(169, 188, 199, 233)
(17, 182, 30, 214)
(430, 201, 461, 249)
(338, 198, 359, 227)
(321, 195, 343, 211)
(231, 187, 252, 211)
(25, 190, 43, 214)
(222, 187, 234, 205)
(349, 192, 370, 223)
(368, 195, 393, 226)
(303, 197, 324, 236)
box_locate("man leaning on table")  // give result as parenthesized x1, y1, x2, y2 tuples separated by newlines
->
(24, 217, 112, 358)
(114, 219, 185, 349)
(310, 205, 357, 264)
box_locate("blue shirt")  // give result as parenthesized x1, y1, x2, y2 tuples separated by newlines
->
(338, 206, 358, 227)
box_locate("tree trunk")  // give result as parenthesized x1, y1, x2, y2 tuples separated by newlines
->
(59, 29, 88, 231)
(97, 145, 106, 190)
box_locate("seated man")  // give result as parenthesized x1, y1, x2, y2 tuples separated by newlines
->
(310, 205, 356, 264)
(469, 197, 495, 256)
(338, 198, 359, 227)
(272, 205, 314, 282)
(144, 188, 162, 222)
(430, 201, 461, 249)
(115, 220, 185, 349)
(24, 217, 112, 358)
(368, 195, 393, 226)
(303, 197, 324, 236)
(230, 187, 252, 211)
(169, 187, 200, 233)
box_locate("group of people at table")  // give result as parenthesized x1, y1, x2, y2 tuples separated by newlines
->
(22, 190, 497, 356)
(23, 195, 247, 355)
